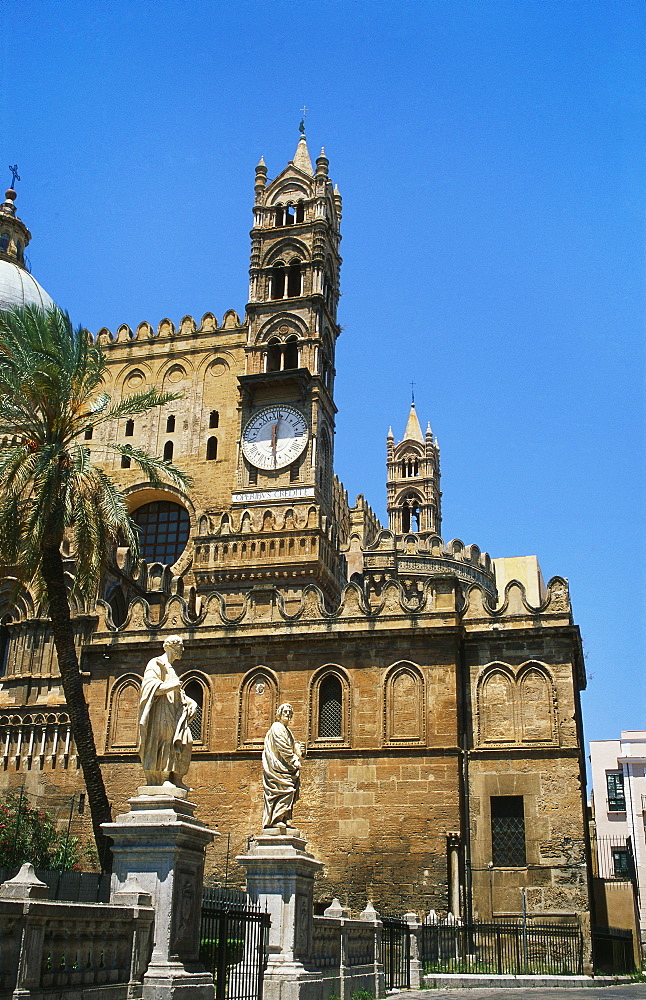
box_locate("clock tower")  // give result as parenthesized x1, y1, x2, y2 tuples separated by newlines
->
(219, 131, 345, 607)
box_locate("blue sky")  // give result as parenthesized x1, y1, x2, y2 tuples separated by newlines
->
(2, 0, 644, 747)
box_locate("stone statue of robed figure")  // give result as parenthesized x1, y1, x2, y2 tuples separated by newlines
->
(262, 703, 305, 828)
(138, 635, 197, 789)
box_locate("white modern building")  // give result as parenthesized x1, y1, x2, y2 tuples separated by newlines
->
(590, 732, 646, 948)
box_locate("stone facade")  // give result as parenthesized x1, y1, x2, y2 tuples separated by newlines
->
(0, 134, 591, 930)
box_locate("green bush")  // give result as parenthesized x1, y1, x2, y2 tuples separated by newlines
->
(0, 792, 93, 871)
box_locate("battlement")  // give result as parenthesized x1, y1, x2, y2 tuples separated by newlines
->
(95, 309, 245, 346)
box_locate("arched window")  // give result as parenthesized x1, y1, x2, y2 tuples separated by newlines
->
(267, 338, 282, 371)
(107, 586, 127, 628)
(283, 204, 294, 226)
(0, 232, 9, 253)
(209, 410, 219, 429)
(283, 336, 299, 370)
(131, 500, 190, 565)
(287, 259, 302, 297)
(271, 263, 286, 299)
(184, 679, 204, 742)
(166, 415, 175, 433)
(206, 436, 218, 461)
(274, 207, 284, 227)
(121, 445, 132, 469)
(125, 419, 134, 437)
(84, 426, 93, 440)
(295, 202, 305, 224)
(163, 440, 174, 462)
(16, 241, 23, 263)
(401, 495, 421, 532)
(318, 674, 342, 738)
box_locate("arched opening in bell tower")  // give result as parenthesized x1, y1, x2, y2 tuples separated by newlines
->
(401, 495, 421, 533)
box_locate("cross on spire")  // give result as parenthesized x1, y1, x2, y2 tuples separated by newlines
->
(299, 106, 308, 134)
(8, 164, 20, 188)
(411, 380, 415, 404)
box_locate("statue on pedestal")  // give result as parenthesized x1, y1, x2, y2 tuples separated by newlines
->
(138, 635, 197, 789)
(262, 703, 305, 828)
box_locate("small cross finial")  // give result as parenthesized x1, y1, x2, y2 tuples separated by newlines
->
(8, 164, 20, 188)
(299, 106, 308, 134)
(411, 381, 415, 405)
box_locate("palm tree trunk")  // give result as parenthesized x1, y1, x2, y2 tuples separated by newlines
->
(41, 540, 113, 872)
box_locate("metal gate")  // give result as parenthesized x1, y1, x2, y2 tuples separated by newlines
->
(381, 915, 411, 990)
(420, 919, 584, 976)
(200, 887, 270, 1000)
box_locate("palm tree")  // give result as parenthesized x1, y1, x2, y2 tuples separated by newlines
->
(0, 305, 191, 870)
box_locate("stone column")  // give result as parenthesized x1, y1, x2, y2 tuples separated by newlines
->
(237, 825, 324, 1000)
(103, 787, 217, 1000)
(447, 832, 461, 918)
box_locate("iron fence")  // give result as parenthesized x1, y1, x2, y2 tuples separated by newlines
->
(200, 886, 270, 1000)
(420, 919, 584, 976)
(0, 866, 110, 902)
(592, 927, 635, 975)
(381, 915, 410, 989)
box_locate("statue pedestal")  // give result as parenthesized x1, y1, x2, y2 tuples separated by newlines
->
(103, 786, 217, 1000)
(237, 826, 324, 1000)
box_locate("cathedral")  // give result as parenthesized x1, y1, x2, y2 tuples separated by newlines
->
(0, 133, 592, 929)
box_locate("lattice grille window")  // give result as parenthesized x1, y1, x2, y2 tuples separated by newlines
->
(491, 796, 526, 867)
(318, 675, 342, 739)
(184, 680, 204, 743)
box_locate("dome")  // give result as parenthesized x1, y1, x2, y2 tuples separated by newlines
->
(0, 258, 54, 312)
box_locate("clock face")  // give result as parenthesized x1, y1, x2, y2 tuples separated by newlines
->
(242, 405, 309, 471)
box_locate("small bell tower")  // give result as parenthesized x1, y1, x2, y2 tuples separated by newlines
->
(387, 403, 441, 534)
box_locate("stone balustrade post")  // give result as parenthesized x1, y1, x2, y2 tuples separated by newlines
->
(359, 900, 385, 999)
(404, 911, 422, 988)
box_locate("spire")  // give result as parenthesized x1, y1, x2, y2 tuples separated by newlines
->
(292, 134, 313, 175)
(403, 402, 424, 443)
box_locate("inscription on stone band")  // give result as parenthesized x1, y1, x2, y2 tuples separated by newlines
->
(232, 487, 315, 504)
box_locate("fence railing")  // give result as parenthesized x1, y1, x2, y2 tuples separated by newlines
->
(381, 915, 411, 989)
(420, 918, 584, 976)
(0, 866, 110, 902)
(200, 886, 270, 1000)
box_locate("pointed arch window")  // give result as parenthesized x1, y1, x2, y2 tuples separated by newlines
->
(107, 585, 127, 628)
(267, 338, 282, 371)
(283, 336, 299, 370)
(401, 494, 421, 532)
(206, 436, 218, 461)
(121, 445, 132, 469)
(318, 675, 342, 738)
(287, 259, 302, 297)
(209, 410, 219, 429)
(163, 440, 174, 462)
(0, 232, 9, 253)
(310, 668, 349, 745)
(271, 262, 286, 299)
(166, 415, 176, 433)
(125, 419, 134, 437)
(183, 679, 205, 743)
